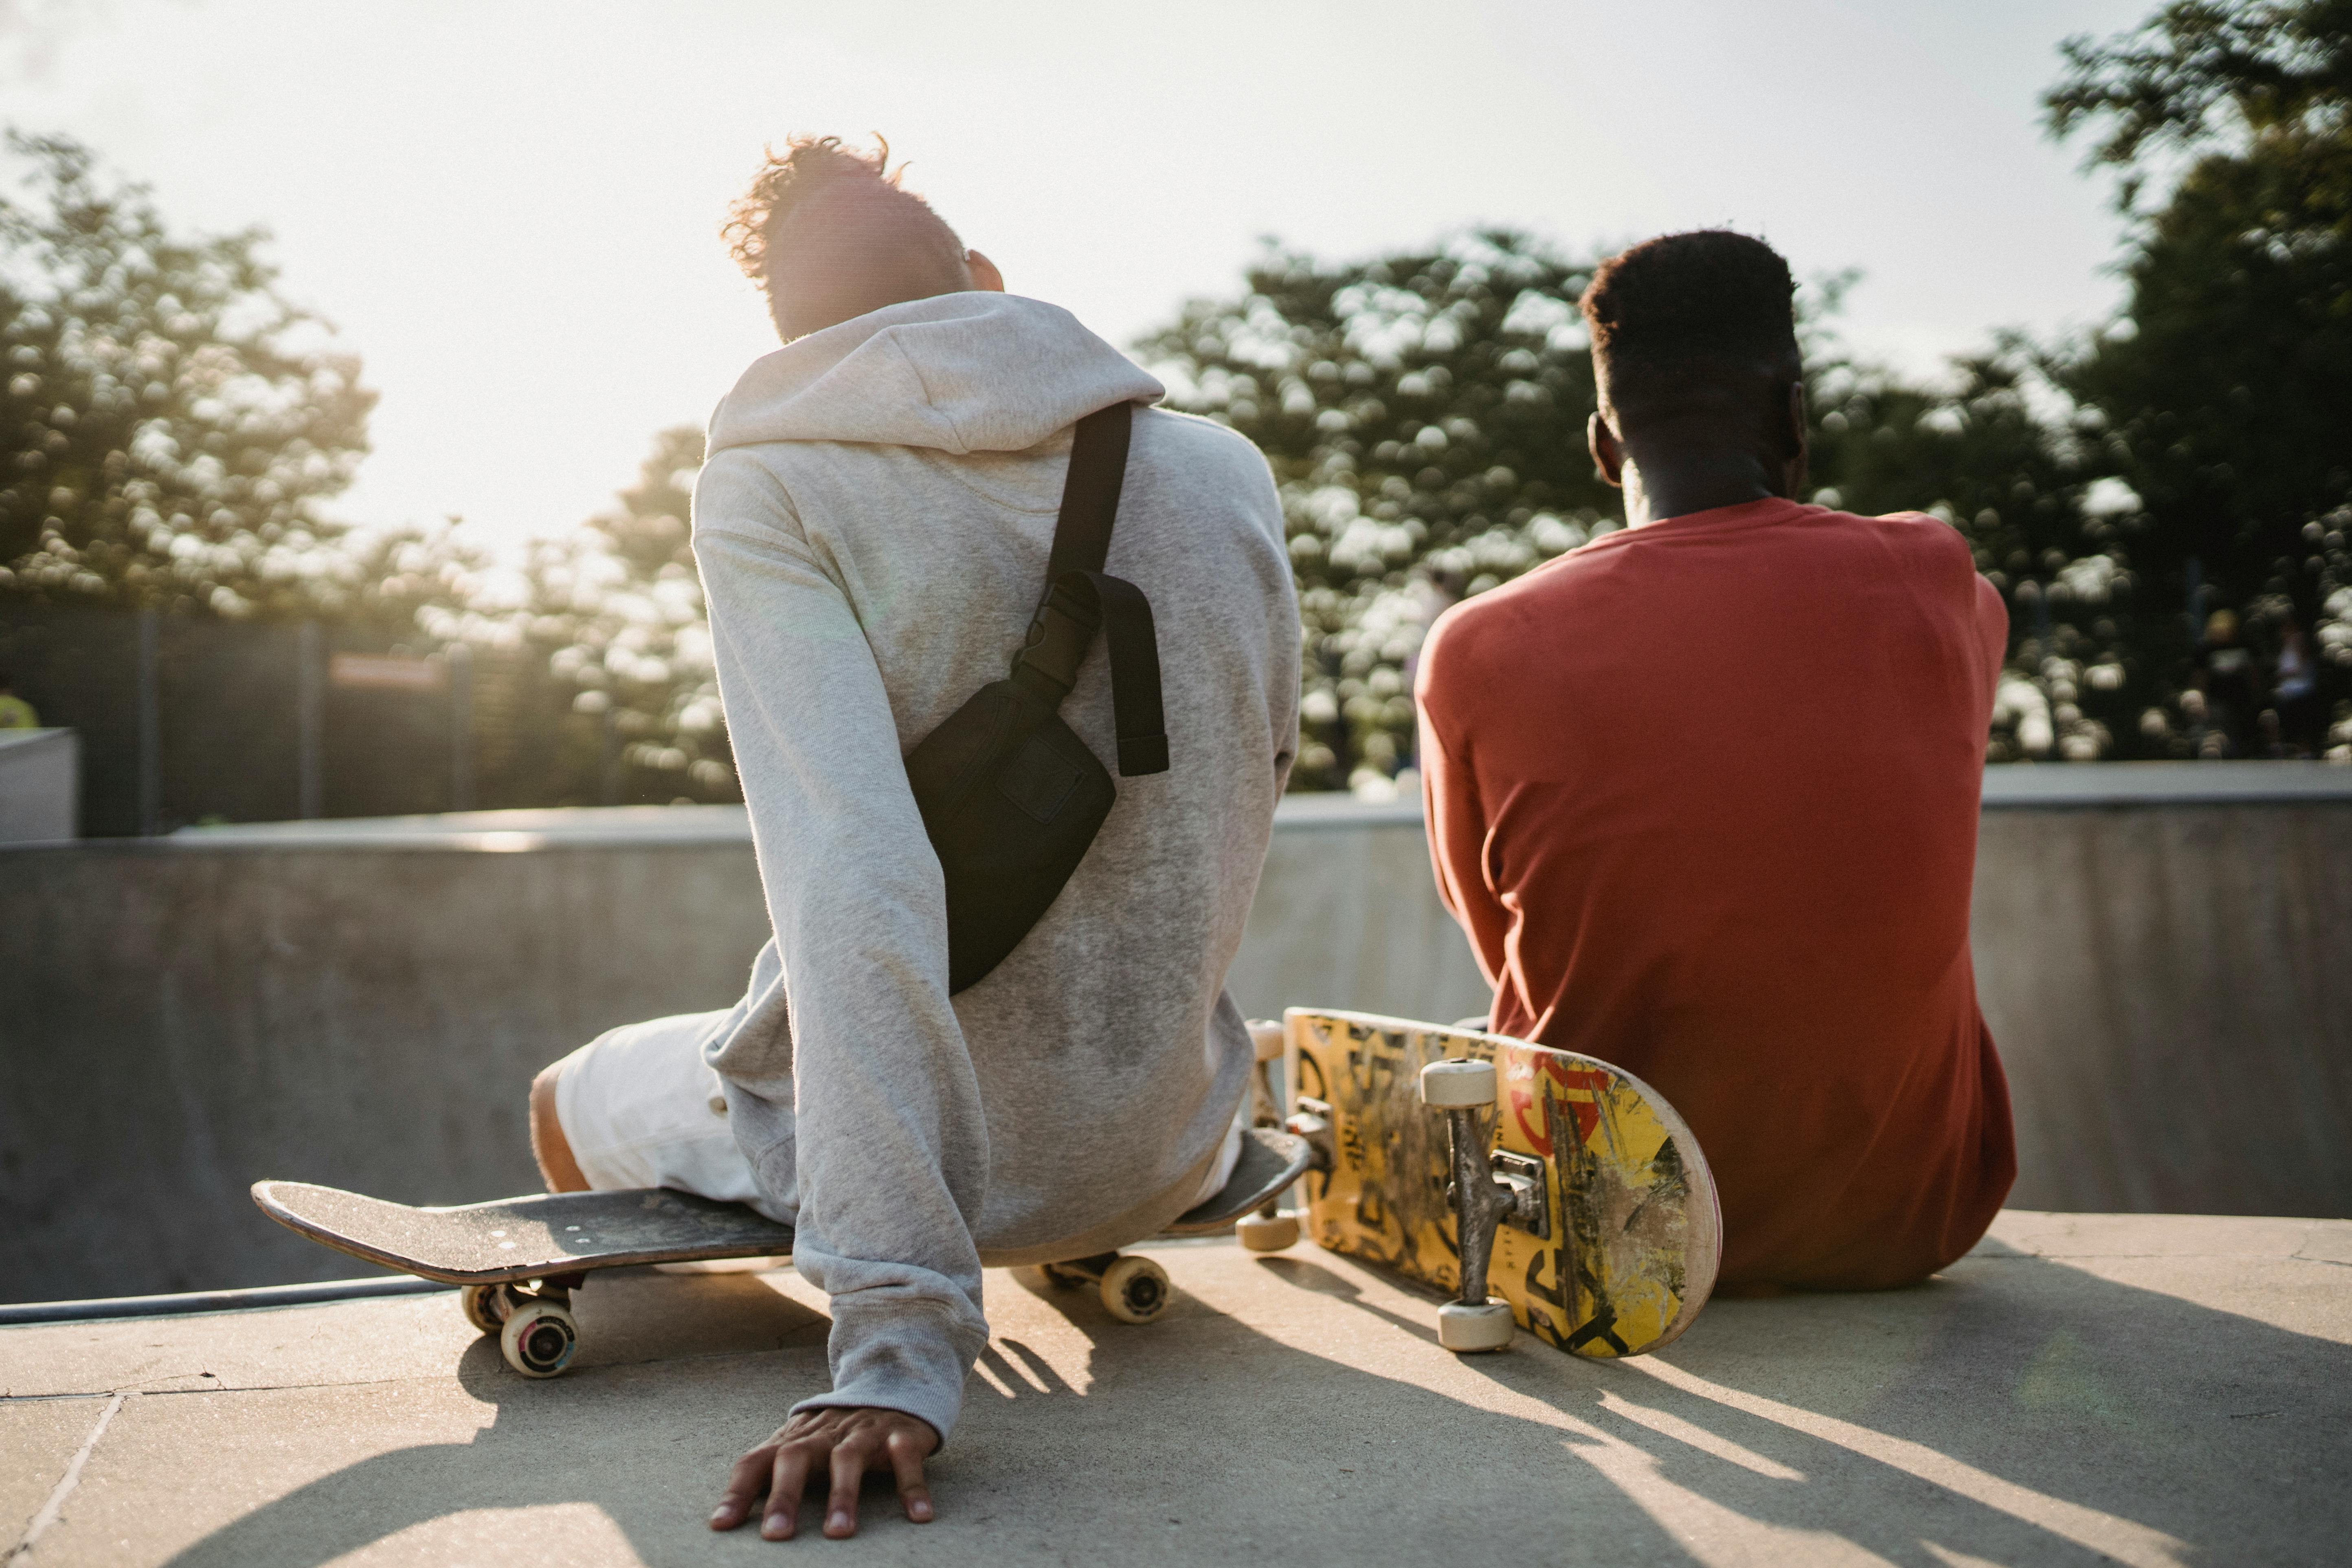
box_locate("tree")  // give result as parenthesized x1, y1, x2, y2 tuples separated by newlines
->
(0, 132, 378, 619)
(2047, 0, 2352, 751)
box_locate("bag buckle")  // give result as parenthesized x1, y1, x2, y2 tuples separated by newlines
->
(1010, 582, 1096, 698)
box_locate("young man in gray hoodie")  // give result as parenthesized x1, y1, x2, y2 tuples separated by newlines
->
(525, 138, 1299, 1539)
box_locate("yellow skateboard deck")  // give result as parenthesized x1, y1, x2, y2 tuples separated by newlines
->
(1288, 1009, 1720, 1357)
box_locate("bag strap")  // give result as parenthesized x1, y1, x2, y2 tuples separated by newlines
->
(1046, 402, 1131, 582)
(1009, 402, 1170, 776)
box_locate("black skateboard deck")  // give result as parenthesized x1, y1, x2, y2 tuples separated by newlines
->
(253, 1127, 1312, 1375)
(1165, 1127, 1313, 1233)
(255, 1126, 1308, 1284)
(253, 1182, 795, 1285)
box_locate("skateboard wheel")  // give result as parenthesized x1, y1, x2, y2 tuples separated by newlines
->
(1438, 1298, 1515, 1353)
(1420, 1057, 1497, 1109)
(1098, 1255, 1171, 1324)
(499, 1300, 579, 1378)
(1247, 1019, 1285, 1063)
(459, 1283, 511, 1337)
(1235, 1212, 1299, 1253)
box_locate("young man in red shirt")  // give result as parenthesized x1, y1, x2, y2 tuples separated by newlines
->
(1414, 231, 2015, 1291)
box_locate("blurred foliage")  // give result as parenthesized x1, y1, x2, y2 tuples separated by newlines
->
(1136, 232, 1617, 791)
(2046, 0, 2352, 206)
(0, 132, 400, 621)
(420, 426, 738, 801)
(2047, 0, 2352, 756)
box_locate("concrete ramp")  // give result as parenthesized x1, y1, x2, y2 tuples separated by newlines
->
(4, 1211, 2345, 1565)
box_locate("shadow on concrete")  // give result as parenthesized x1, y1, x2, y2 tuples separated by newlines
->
(1406, 1246, 2350, 1566)
(148, 1247, 2345, 1566)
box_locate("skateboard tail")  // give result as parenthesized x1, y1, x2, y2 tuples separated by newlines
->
(1161, 1127, 1314, 1236)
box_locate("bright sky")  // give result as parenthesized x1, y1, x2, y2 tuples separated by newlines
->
(3, 0, 2154, 546)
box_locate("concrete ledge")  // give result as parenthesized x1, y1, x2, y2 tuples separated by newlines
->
(0, 1276, 448, 1327)
(162, 803, 758, 851)
(2, 1212, 2344, 1566)
(111, 760, 2352, 852)
(1978, 759, 2352, 807)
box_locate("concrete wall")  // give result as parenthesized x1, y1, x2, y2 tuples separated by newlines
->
(1975, 800, 2352, 1214)
(1, 811, 772, 1301)
(4, 769, 2348, 1300)
(1224, 794, 1487, 1026)
(0, 728, 78, 842)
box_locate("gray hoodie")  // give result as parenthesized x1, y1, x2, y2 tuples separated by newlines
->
(691, 292, 1298, 1443)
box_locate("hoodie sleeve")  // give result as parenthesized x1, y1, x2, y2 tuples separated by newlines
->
(691, 448, 990, 1448)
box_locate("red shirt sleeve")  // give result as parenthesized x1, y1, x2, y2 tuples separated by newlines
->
(1415, 617, 1509, 993)
(1972, 573, 2009, 705)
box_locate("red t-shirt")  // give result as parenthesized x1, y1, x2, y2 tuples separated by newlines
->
(1414, 497, 2016, 1290)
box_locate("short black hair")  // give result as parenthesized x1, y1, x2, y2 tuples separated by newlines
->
(723, 136, 973, 341)
(1580, 230, 1799, 423)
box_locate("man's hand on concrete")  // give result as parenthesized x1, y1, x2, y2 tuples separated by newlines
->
(711, 1406, 939, 1540)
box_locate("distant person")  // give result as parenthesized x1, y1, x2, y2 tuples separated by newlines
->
(1414, 230, 2015, 1296)
(2271, 611, 2322, 756)
(2196, 609, 2261, 757)
(524, 138, 1297, 1538)
(0, 669, 37, 729)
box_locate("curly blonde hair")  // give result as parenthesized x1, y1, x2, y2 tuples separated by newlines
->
(722, 135, 970, 339)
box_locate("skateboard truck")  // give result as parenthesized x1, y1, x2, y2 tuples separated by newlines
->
(1284, 1098, 1334, 1170)
(1237, 1018, 1303, 1253)
(1421, 1057, 1543, 1353)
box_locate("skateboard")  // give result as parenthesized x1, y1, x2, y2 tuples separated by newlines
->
(253, 1182, 796, 1378)
(1280, 1009, 1720, 1357)
(253, 1122, 1311, 1379)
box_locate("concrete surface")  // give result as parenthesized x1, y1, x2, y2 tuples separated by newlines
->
(4, 1211, 2348, 1566)
(7, 767, 2351, 1302)
(0, 728, 77, 842)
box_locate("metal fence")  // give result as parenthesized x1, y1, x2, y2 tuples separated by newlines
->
(0, 604, 713, 835)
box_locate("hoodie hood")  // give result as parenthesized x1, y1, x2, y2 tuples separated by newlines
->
(705, 292, 1164, 459)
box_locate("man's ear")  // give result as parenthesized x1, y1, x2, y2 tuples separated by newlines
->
(966, 250, 1005, 293)
(1588, 410, 1625, 489)
(1781, 380, 1810, 499)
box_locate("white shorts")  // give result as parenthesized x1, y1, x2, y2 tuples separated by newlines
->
(549, 1012, 1245, 1218)
(548, 1012, 769, 1208)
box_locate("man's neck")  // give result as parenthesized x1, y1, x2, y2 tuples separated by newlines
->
(1623, 449, 1785, 528)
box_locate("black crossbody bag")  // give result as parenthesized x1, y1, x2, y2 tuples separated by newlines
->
(905, 401, 1168, 993)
